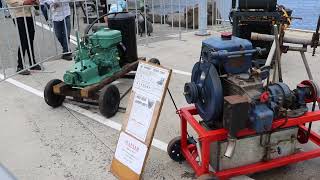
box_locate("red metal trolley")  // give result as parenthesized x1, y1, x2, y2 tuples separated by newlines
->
(170, 106, 320, 179)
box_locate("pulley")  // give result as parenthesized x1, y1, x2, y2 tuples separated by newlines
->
(184, 62, 223, 123)
(300, 80, 319, 103)
(184, 82, 199, 104)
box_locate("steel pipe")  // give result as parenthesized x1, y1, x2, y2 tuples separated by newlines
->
(251, 32, 320, 46)
(265, 40, 276, 66)
(196, 0, 209, 36)
(287, 46, 308, 52)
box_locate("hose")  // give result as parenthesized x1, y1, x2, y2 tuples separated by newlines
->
(84, 11, 129, 35)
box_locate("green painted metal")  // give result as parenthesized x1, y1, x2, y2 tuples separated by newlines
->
(63, 28, 122, 87)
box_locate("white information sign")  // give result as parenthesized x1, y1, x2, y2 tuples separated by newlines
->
(114, 132, 148, 175)
(111, 62, 171, 180)
(132, 63, 169, 101)
(126, 93, 156, 141)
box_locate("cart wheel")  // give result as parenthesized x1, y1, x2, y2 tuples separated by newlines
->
(99, 85, 120, 118)
(148, 58, 161, 65)
(44, 79, 65, 107)
(197, 174, 218, 180)
(297, 128, 309, 144)
(167, 136, 186, 162)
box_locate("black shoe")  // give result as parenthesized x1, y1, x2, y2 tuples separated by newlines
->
(16, 67, 31, 75)
(62, 54, 73, 61)
(30, 64, 42, 70)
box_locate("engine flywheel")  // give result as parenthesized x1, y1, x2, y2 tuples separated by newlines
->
(184, 62, 223, 124)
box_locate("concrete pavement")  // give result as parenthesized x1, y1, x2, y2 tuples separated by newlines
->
(0, 23, 320, 180)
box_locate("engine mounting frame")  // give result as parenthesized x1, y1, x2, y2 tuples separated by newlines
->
(176, 105, 320, 179)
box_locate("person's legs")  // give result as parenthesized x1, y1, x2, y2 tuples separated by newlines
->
(25, 17, 36, 65)
(17, 47, 23, 69)
(61, 16, 71, 53)
(40, 4, 48, 21)
(25, 17, 41, 70)
(60, 16, 72, 60)
(16, 17, 27, 69)
(16, 17, 30, 75)
(54, 17, 72, 60)
(53, 20, 64, 50)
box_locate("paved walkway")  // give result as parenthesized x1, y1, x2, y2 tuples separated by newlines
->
(0, 23, 320, 180)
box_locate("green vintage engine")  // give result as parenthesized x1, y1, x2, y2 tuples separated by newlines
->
(63, 28, 122, 87)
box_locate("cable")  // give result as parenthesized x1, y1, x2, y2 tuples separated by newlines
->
(167, 88, 191, 139)
(167, 88, 178, 112)
(306, 100, 317, 137)
(64, 106, 115, 153)
(84, 11, 130, 35)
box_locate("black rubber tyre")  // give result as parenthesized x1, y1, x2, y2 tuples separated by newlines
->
(148, 58, 161, 65)
(99, 85, 120, 118)
(167, 136, 185, 162)
(197, 174, 218, 180)
(44, 79, 65, 107)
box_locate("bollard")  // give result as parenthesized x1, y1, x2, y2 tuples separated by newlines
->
(195, 0, 209, 36)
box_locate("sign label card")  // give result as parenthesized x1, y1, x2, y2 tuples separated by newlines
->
(114, 132, 148, 174)
(110, 61, 172, 180)
(132, 63, 169, 101)
(126, 93, 156, 141)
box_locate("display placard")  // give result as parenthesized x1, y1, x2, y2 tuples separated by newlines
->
(111, 61, 172, 180)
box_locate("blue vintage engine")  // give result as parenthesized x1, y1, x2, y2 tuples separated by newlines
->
(184, 33, 316, 135)
(201, 33, 253, 74)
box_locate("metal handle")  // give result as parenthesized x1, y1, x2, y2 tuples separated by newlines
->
(210, 48, 266, 59)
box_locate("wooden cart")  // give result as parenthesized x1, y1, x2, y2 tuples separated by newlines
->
(44, 58, 159, 118)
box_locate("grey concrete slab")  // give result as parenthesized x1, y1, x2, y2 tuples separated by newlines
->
(1, 23, 320, 180)
(0, 77, 199, 180)
(0, 81, 116, 180)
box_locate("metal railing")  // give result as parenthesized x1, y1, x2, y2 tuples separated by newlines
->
(0, 1, 81, 81)
(0, 0, 232, 82)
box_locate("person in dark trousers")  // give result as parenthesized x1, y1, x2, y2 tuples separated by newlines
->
(40, 0, 50, 21)
(48, 0, 72, 60)
(7, 0, 41, 75)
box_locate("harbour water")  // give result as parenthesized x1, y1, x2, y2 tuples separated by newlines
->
(146, 0, 320, 31)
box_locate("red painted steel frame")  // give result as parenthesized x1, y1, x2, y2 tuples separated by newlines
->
(179, 106, 320, 179)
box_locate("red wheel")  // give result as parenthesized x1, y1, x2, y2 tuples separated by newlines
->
(300, 80, 319, 103)
(297, 128, 309, 144)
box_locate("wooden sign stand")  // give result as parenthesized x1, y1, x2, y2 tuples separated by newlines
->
(110, 61, 172, 180)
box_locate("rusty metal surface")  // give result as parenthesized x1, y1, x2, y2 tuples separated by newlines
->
(223, 95, 249, 104)
(223, 95, 250, 137)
